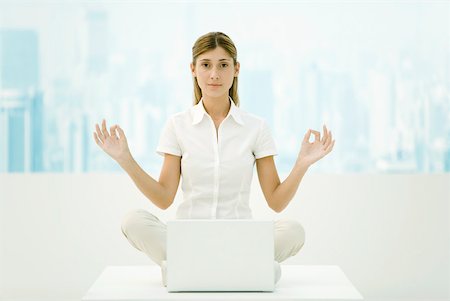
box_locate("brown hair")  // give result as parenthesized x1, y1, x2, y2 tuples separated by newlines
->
(191, 32, 240, 107)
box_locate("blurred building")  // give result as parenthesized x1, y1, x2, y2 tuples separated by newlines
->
(0, 29, 44, 172)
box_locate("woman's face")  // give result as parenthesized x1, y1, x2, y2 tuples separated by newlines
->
(190, 47, 240, 99)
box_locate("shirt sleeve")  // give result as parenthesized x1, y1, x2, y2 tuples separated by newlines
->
(253, 119, 278, 159)
(156, 116, 182, 157)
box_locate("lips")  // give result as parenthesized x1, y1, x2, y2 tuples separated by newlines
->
(208, 84, 222, 86)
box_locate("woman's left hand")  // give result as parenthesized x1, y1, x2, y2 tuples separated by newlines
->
(296, 125, 335, 168)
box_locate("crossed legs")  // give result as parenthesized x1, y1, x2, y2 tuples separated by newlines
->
(121, 209, 306, 285)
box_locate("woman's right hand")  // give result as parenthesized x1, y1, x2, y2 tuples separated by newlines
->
(93, 119, 132, 164)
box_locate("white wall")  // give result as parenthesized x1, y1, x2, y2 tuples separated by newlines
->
(0, 173, 449, 300)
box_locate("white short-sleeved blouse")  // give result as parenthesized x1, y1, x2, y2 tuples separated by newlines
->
(156, 96, 277, 219)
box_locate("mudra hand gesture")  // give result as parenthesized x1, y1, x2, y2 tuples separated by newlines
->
(296, 125, 335, 167)
(93, 119, 132, 164)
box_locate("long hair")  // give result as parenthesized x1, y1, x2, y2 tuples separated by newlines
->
(191, 32, 240, 107)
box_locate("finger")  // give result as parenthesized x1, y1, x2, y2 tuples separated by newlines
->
(303, 129, 312, 143)
(101, 119, 110, 138)
(93, 132, 102, 146)
(116, 125, 126, 140)
(321, 125, 328, 145)
(110, 125, 118, 139)
(310, 130, 320, 142)
(325, 139, 335, 153)
(323, 130, 332, 149)
(95, 123, 105, 143)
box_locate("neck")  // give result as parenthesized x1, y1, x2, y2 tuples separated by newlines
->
(201, 95, 231, 119)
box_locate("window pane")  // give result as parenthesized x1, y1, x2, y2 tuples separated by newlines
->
(0, 1, 448, 173)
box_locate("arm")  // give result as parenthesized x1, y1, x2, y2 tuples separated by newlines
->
(93, 119, 181, 210)
(256, 156, 309, 213)
(256, 125, 335, 213)
(118, 154, 181, 210)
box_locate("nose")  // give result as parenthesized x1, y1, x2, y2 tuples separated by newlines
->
(210, 67, 220, 80)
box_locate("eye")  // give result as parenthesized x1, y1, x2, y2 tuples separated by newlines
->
(222, 64, 228, 67)
(202, 63, 209, 67)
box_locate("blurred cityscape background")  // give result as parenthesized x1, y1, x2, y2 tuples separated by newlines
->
(0, 1, 449, 174)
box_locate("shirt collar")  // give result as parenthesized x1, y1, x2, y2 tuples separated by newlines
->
(191, 96, 244, 126)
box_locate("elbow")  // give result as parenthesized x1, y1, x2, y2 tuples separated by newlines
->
(158, 204, 170, 211)
(158, 204, 169, 211)
(271, 206, 282, 213)
(153, 197, 173, 211)
(161, 198, 174, 210)
(269, 200, 282, 213)
(269, 197, 290, 213)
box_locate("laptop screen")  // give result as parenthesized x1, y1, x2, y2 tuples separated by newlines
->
(166, 219, 275, 292)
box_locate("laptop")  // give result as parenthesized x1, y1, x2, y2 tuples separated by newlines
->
(166, 219, 275, 292)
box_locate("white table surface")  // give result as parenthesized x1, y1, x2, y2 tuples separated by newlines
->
(82, 265, 364, 301)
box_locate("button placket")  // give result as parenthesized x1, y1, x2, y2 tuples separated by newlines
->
(208, 116, 220, 219)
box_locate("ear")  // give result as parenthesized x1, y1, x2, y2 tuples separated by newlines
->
(234, 61, 240, 77)
(190, 63, 196, 77)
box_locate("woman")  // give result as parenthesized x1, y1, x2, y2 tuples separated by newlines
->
(93, 32, 335, 286)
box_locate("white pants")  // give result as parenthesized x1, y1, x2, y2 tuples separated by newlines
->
(121, 209, 306, 284)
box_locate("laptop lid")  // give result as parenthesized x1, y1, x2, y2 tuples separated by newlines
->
(167, 219, 274, 292)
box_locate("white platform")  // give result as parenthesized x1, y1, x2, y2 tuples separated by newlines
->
(82, 265, 364, 301)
